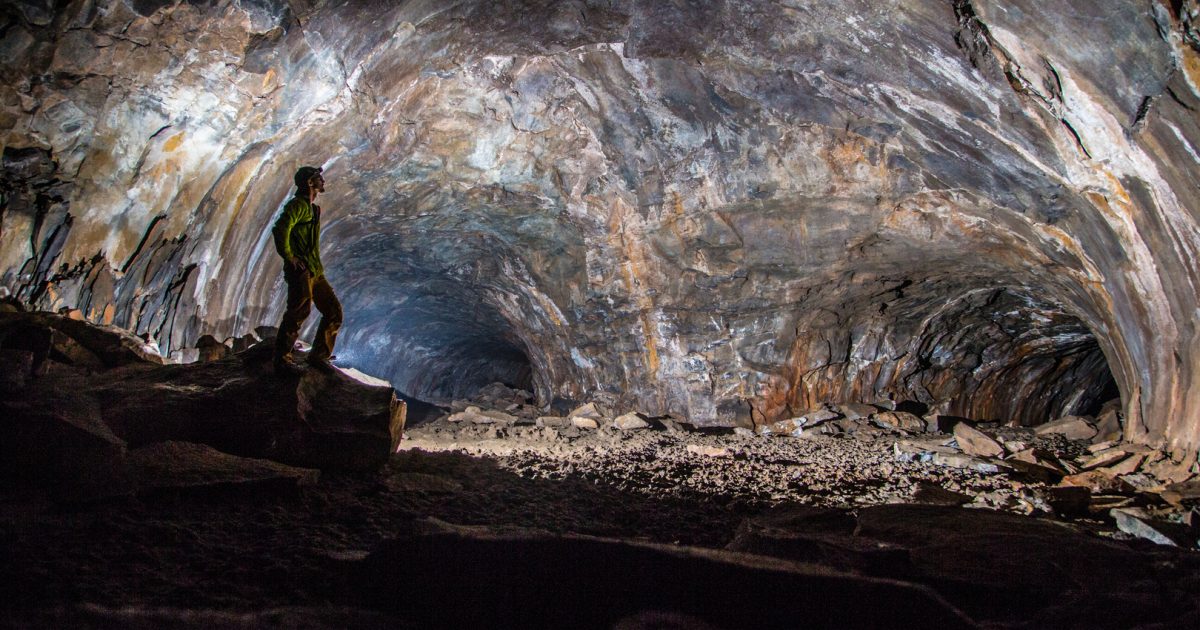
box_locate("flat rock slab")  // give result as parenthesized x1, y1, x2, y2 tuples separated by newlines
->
(952, 422, 1005, 458)
(87, 345, 404, 472)
(21, 605, 408, 629)
(612, 412, 650, 430)
(1035, 416, 1098, 441)
(720, 503, 1200, 628)
(852, 504, 1195, 627)
(1110, 507, 1198, 547)
(128, 441, 319, 497)
(874, 411, 927, 433)
(727, 507, 910, 578)
(354, 528, 976, 629)
(0, 389, 127, 491)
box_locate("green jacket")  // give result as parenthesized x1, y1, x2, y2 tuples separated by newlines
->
(272, 196, 324, 276)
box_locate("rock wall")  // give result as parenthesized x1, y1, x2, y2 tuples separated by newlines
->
(2, 0, 1199, 457)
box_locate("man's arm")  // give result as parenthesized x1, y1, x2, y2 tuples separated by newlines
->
(272, 201, 306, 271)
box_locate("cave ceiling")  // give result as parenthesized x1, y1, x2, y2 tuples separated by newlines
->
(2, 0, 1199, 455)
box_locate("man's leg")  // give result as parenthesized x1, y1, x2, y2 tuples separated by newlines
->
(274, 270, 314, 368)
(309, 274, 343, 363)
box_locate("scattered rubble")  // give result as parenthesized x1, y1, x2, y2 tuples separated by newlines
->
(953, 422, 1005, 458)
(407, 390, 1200, 547)
(1036, 415, 1099, 441)
(613, 413, 650, 431)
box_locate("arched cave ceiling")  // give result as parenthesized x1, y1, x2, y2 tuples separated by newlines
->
(1, 0, 1199, 455)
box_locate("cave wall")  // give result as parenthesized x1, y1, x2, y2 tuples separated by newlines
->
(2, 0, 1199, 456)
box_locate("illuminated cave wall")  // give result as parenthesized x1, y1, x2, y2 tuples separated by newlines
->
(2, 0, 1199, 455)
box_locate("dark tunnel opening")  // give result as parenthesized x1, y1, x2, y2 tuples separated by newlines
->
(333, 294, 536, 406)
(904, 287, 1121, 426)
(306, 225, 553, 408)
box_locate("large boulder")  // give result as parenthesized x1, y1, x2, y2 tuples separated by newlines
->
(0, 312, 404, 475)
(91, 344, 405, 472)
(0, 312, 163, 371)
(0, 387, 128, 492)
(127, 441, 319, 498)
(289, 358, 407, 471)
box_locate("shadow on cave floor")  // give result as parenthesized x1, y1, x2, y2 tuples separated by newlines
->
(0, 450, 741, 621)
(2, 447, 1199, 629)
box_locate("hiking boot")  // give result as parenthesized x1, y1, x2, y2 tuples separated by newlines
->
(274, 358, 304, 376)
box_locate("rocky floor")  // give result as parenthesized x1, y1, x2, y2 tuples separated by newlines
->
(410, 385, 1200, 535)
(409, 419, 1017, 512)
(3, 418, 1199, 628)
(3, 311, 1200, 628)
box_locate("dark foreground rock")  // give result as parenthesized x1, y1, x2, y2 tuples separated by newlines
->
(11, 605, 409, 630)
(731, 504, 1200, 628)
(353, 522, 976, 629)
(0, 388, 127, 493)
(2, 446, 1198, 630)
(0, 312, 162, 374)
(0, 312, 406, 483)
(87, 344, 405, 472)
(128, 441, 320, 498)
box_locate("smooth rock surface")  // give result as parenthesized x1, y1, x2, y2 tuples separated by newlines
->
(354, 528, 976, 629)
(953, 422, 1005, 458)
(128, 441, 320, 497)
(612, 412, 650, 431)
(1036, 416, 1099, 441)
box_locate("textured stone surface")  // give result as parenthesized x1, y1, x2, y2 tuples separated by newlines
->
(355, 526, 976, 628)
(128, 440, 320, 497)
(1, 312, 405, 473)
(0, 386, 127, 490)
(953, 422, 1005, 458)
(1036, 415, 1099, 441)
(0, 1, 1198, 465)
(89, 344, 405, 472)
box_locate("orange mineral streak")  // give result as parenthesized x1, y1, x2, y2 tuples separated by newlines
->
(162, 132, 186, 153)
(663, 190, 686, 227)
(535, 293, 564, 328)
(818, 131, 894, 199)
(610, 198, 661, 378)
(749, 374, 791, 426)
(1181, 40, 1200, 94)
(640, 312, 660, 375)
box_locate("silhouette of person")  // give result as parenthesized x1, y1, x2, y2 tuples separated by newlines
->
(271, 166, 342, 374)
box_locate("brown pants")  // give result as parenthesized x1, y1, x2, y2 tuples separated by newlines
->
(274, 270, 342, 364)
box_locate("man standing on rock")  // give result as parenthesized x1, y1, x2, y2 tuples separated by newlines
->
(271, 165, 342, 375)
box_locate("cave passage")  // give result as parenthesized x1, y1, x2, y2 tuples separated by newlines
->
(778, 281, 1121, 428)
(904, 288, 1119, 424)
(333, 287, 535, 405)
(321, 231, 538, 404)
